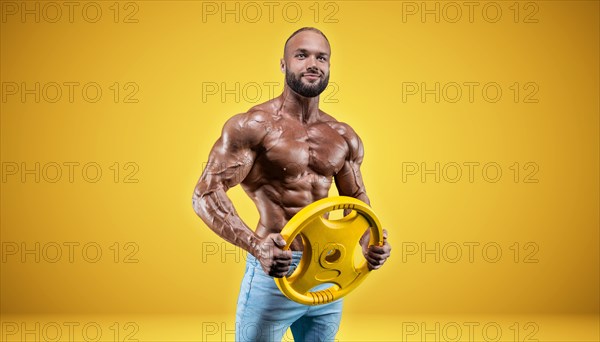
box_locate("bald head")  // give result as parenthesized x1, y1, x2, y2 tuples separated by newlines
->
(283, 27, 330, 57)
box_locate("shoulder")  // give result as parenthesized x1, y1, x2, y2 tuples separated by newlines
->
(222, 108, 274, 148)
(320, 112, 364, 161)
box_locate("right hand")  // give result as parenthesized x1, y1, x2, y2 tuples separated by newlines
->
(255, 233, 292, 278)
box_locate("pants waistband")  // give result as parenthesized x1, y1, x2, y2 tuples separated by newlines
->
(247, 251, 302, 262)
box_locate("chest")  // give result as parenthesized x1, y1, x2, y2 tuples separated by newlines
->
(260, 121, 348, 177)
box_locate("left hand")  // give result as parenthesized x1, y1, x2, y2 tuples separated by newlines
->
(361, 229, 391, 270)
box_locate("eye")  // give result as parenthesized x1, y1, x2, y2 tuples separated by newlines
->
(318, 56, 327, 61)
(296, 53, 306, 58)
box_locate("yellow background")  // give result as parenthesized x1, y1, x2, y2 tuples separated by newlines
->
(1, 0, 598, 341)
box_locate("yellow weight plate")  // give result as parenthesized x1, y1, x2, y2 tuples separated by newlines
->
(274, 196, 383, 305)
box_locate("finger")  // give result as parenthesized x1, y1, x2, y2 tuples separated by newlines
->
(270, 270, 287, 278)
(364, 253, 380, 266)
(368, 245, 388, 255)
(367, 248, 389, 262)
(373, 240, 392, 252)
(367, 260, 382, 270)
(273, 258, 292, 267)
(273, 250, 292, 261)
(367, 252, 387, 263)
(271, 264, 291, 276)
(273, 234, 287, 248)
(383, 229, 388, 240)
(272, 265, 290, 274)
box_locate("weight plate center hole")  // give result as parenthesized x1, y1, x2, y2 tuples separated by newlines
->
(325, 248, 342, 263)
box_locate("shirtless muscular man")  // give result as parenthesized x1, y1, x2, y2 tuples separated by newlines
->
(192, 27, 392, 342)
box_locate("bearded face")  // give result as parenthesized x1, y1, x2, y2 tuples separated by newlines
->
(285, 67, 330, 98)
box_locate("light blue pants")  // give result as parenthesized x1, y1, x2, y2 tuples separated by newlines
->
(235, 252, 343, 342)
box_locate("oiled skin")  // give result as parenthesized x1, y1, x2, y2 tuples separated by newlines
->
(194, 98, 367, 249)
(192, 30, 391, 278)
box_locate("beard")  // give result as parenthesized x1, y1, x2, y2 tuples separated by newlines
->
(285, 69, 330, 98)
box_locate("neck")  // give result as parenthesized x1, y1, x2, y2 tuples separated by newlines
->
(278, 86, 320, 124)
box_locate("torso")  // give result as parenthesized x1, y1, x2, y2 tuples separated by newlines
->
(240, 102, 351, 250)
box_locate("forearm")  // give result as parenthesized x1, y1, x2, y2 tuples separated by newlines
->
(355, 192, 369, 206)
(193, 186, 261, 257)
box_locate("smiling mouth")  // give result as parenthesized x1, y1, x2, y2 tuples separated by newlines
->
(303, 74, 320, 80)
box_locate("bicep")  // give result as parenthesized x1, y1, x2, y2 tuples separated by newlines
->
(195, 114, 262, 195)
(334, 129, 369, 204)
(197, 138, 255, 193)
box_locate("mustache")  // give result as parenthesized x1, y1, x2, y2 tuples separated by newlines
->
(302, 67, 322, 76)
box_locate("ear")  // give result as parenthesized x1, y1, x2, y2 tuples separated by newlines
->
(280, 58, 285, 73)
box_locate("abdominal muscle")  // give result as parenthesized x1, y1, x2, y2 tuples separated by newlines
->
(242, 172, 334, 251)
